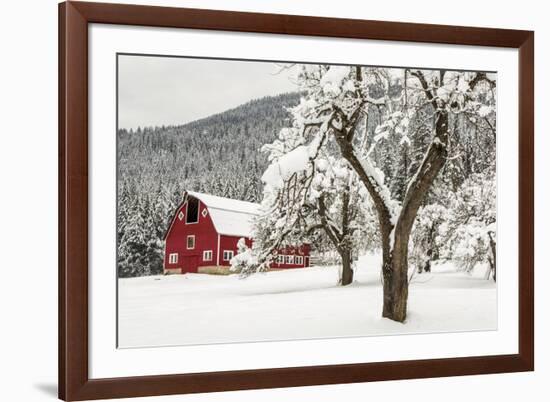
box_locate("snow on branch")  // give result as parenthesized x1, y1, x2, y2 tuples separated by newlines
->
(358, 157, 399, 223)
(261, 127, 325, 192)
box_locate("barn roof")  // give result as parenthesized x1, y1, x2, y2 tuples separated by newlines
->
(187, 191, 260, 238)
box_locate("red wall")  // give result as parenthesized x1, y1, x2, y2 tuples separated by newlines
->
(207, 235, 310, 269)
(218, 235, 246, 267)
(164, 199, 219, 273)
(269, 244, 311, 269)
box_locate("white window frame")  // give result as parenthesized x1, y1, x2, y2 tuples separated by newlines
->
(285, 255, 294, 264)
(168, 253, 178, 264)
(186, 235, 195, 250)
(201, 208, 208, 217)
(223, 250, 234, 261)
(203, 250, 213, 262)
(177, 211, 184, 221)
(277, 255, 284, 264)
(295, 256, 304, 265)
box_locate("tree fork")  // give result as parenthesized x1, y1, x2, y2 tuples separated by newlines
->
(329, 69, 454, 322)
(381, 110, 449, 322)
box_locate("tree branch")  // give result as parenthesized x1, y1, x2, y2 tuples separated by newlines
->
(397, 110, 449, 249)
(318, 195, 344, 252)
(469, 72, 496, 90)
(410, 70, 436, 108)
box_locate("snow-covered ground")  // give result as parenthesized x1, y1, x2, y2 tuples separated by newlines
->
(118, 254, 496, 348)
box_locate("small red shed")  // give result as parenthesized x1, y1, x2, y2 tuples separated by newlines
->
(163, 191, 311, 274)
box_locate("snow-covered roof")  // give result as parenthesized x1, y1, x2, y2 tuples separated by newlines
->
(187, 191, 260, 238)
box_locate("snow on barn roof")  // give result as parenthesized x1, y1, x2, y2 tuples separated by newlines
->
(187, 191, 260, 238)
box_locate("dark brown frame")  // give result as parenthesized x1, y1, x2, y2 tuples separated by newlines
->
(59, 1, 534, 400)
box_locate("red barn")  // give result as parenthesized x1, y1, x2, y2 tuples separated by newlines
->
(163, 191, 311, 274)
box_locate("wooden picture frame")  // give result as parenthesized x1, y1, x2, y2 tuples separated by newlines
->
(59, 1, 534, 400)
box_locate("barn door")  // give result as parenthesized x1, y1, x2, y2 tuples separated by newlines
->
(181, 255, 199, 274)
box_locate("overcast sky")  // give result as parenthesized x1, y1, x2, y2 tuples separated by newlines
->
(118, 55, 299, 130)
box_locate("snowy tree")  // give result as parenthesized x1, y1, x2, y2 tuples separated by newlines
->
(409, 203, 446, 274)
(229, 238, 258, 273)
(308, 165, 367, 285)
(439, 172, 497, 280)
(233, 123, 371, 285)
(118, 197, 149, 277)
(262, 65, 496, 321)
(230, 127, 319, 276)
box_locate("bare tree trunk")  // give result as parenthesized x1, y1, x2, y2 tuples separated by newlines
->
(488, 232, 496, 282)
(341, 248, 354, 286)
(424, 258, 431, 273)
(317, 192, 354, 286)
(340, 187, 353, 286)
(381, 241, 409, 322)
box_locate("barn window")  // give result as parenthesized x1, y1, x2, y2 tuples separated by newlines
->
(203, 250, 213, 261)
(223, 250, 234, 261)
(285, 255, 294, 264)
(177, 211, 184, 221)
(295, 256, 304, 265)
(277, 255, 284, 264)
(186, 197, 199, 224)
(186, 235, 195, 249)
(169, 253, 178, 264)
(201, 208, 208, 217)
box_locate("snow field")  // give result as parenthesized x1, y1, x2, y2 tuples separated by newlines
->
(118, 253, 496, 348)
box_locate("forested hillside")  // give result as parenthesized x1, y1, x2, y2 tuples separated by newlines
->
(117, 92, 301, 277)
